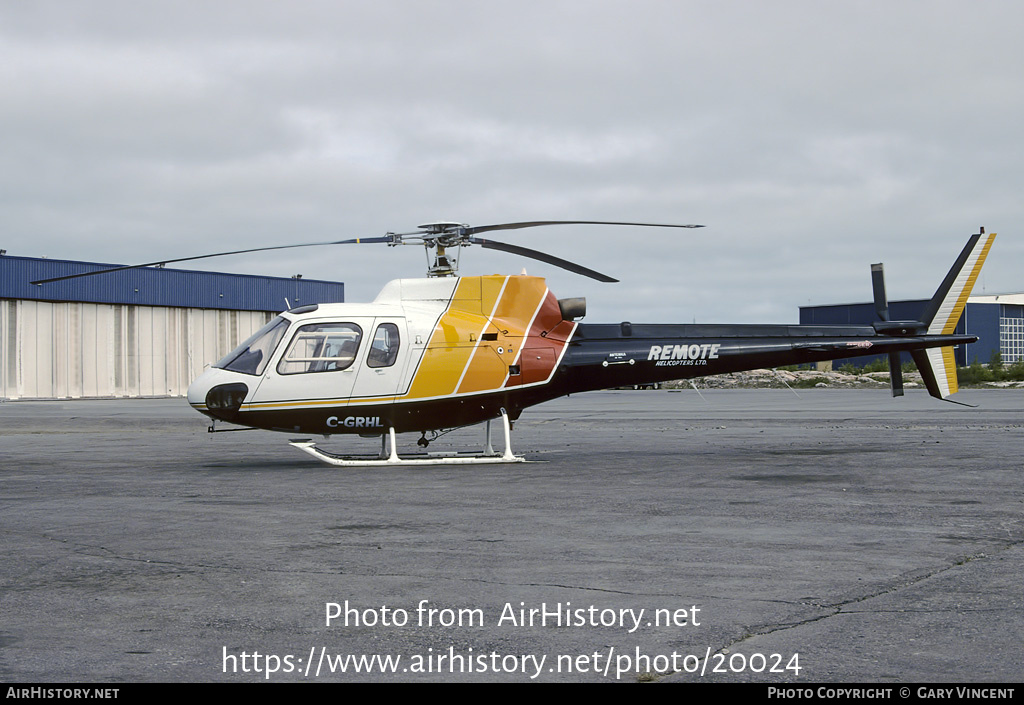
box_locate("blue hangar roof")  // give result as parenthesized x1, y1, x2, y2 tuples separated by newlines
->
(0, 255, 344, 312)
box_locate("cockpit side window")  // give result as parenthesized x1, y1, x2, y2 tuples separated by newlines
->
(277, 322, 363, 374)
(215, 316, 289, 376)
(367, 323, 401, 368)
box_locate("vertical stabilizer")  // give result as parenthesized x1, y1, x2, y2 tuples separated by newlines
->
(913, 230, 996, 399)
(920, 230, 997, 335)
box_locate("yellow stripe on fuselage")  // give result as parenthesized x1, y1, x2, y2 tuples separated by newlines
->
(404, 274, 557, 399)
(404, 278, 486, 399)
(457, 276, 549, 395)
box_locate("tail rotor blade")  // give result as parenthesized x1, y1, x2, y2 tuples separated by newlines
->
(871, 263, 889, 322)
(888, 351, 904, 397)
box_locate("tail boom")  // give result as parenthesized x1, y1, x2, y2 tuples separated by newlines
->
(560, 231, 995, 401)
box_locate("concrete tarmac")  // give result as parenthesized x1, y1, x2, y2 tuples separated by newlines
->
(1, 389, 1022, 683)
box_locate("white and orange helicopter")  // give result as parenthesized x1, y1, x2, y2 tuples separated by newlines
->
(34, 221, 995, 466)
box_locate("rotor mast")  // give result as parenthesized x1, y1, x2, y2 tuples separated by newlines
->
(416, 222, 467, 277)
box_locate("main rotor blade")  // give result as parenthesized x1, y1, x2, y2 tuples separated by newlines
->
(30, 237, 392, 285)
(464, 220, 704, 235)
(469, 237, 619, 282)
(29, 220, 702, 284)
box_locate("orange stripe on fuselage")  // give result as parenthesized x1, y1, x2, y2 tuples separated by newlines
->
(457, 276, 549, 394)
(508, 289, 576, 387)
(403, 275, 573, 400)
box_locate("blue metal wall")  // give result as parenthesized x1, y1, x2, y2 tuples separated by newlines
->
(962, 303, 1001, 364)
(1, 256, 344, 312)
(799, 299, 1000, 367)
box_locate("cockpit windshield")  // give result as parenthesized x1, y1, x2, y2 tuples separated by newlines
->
(214, 316, 289, 376)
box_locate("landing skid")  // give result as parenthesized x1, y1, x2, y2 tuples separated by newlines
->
(289, 410, 525, 467)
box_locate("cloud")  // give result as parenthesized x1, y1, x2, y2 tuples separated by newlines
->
(1, 1, 1021, 323)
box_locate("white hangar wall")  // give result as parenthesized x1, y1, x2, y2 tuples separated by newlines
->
(1, 255, 346, 401)
(1, 299, 273, 400)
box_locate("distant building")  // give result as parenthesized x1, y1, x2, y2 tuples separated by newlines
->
(800, 294, 1024, 368)
(1, 256, 344, 400)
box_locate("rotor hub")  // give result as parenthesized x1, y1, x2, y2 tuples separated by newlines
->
(417, 221, 468, 236)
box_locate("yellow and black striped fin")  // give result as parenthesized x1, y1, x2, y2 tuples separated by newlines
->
(915, 231, 996, 399)
(923, 231, 996, 336)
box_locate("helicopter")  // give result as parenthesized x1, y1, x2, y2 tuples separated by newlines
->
(33, 221, 996, 466)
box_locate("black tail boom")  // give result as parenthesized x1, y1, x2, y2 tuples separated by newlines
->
(560, 323, 975, 394)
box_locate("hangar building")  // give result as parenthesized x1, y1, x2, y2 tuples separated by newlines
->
(1, 256, 345, 400)
(800, 294, 1024, 367)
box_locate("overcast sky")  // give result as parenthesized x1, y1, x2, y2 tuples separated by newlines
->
(3, 1, 1021, 323)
